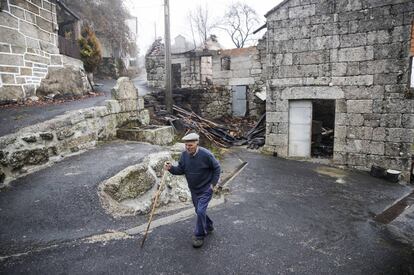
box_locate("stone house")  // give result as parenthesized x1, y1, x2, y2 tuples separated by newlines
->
(261, 0, 414, 181)
(145, 36, 266, 118)
(172, 35, 193, 53)
(0, 0, 86, 103)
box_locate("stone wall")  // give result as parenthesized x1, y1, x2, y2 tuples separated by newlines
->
(172, 86, 232, 119)
(145, 46, 266, 118)
(212, 47, 266, 118)
(263, 0, 414, 181)
(146, 52, 203, 89)
(146, 53, 165, 89)
(0, 77, 148, 187)
(0, 0, 69, 103)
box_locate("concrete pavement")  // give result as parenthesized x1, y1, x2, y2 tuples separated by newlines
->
(1, 147, 413, 274)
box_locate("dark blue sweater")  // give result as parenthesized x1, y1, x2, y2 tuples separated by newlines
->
(169, 147, 221, 193)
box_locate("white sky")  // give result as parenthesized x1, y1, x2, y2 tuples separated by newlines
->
(125, 0, 283, 55)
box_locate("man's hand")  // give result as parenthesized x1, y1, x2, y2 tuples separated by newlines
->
(213, 185, 222, 194)
(164, 161, 172, 171)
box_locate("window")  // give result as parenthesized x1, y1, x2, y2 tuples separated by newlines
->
(221, 57, 231, 70)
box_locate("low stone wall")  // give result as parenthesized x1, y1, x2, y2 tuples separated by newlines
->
(173, 86, 232, 119)
(0, 77, 148, 187)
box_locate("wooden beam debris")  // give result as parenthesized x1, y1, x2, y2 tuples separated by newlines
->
(168, 105, 266, 149)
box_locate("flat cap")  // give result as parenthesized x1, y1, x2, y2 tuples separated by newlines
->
(182, 133, 199, 142)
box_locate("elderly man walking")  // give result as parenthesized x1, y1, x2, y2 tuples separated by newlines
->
(164, 133, 221, 248)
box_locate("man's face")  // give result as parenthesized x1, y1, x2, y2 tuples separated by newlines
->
(185, 141, 198, 155)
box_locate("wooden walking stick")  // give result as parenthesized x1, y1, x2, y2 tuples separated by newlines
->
(141, 169, 167, 248)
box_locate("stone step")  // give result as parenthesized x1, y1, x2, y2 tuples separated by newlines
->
(117, 125, 174, 146)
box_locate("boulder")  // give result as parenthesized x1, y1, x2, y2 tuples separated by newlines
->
(145, 151, 171, 177)
(36, 66, 92, 98)
(0, 85, 25, 104)
(103, 163, 156, 202)
(111, 77, 138, 100)
(99, 150, 191, 217)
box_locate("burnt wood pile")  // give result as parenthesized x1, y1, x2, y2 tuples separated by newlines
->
(311, 121, 334, 157)
(144, 100, 266, 149)
(144, 88, 266, 149)
(244, 113, 266, 149)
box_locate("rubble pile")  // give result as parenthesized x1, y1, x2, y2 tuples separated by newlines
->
(311, 120, 334, 157)
(144, 100, 265, 149)
(244, 113, 266, 149)
(146, 38, 165, 56)
(144, 87, 266, 149)
(170, 105, 242, 147)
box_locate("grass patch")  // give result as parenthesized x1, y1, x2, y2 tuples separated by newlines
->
(203, 141, 227, 161)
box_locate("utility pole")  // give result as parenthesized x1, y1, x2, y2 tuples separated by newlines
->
(164, 0, 172, 113)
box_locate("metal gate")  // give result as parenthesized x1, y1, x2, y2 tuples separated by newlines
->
(288, 100, 312, 157)
(232, 86, 247, 117)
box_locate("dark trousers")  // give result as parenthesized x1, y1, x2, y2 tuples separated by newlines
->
(191, 187, 213, 238)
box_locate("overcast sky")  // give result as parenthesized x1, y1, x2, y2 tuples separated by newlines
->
(125, 0, 283, 55)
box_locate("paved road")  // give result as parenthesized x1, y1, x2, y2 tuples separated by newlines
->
(1, 148, 413, 274)
(0, 141, 162, 255)
(0, 75, 152, 137)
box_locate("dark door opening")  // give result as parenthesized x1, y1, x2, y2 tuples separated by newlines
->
(172, 63, 181, 88)
(311, 99, 335, 158)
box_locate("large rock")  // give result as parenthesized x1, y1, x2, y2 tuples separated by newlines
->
(99, 150, 191, 217)
(103, 163, 156, 202)
(111, 77, 138, 100)
(0, 85, 25, 104)
(36, 66, 92, 98)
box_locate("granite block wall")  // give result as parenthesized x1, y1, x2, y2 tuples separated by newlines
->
(263, 0, 414, 181)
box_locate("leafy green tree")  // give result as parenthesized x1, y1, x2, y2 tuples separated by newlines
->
(63, 0, 137, 57)
(78, 25, 102, 73)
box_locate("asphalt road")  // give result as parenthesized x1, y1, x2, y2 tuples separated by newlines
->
(0, 141, 161, 255)
(1, 147, 413, 274)
(0, 75, 152, 137)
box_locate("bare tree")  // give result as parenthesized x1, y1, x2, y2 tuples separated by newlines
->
(188, 5, 217, 46)
(187, 12, 197, 48)
(219, 2, 261, 48)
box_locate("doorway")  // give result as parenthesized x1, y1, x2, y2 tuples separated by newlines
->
(288, 100, 312, 157)
(172, 63, 181, 88)
(311, 99, 335, 158)
(288, 99, 335, 158)
(232, 85, 247, 117)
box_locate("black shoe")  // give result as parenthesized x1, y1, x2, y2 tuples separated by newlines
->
(192, 236, 204, 248)
(207, 227, 214, 234)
